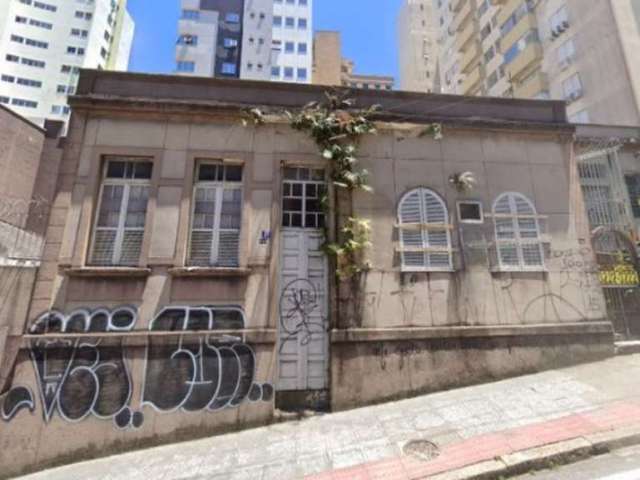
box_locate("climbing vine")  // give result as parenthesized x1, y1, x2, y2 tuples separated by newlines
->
(242, 93, 443, 280)
(286, 93, 378, 279)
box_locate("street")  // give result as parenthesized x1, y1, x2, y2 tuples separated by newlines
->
(516, 445, 640, 480)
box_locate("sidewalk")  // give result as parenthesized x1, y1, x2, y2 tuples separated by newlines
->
(15, 354, 640, 480)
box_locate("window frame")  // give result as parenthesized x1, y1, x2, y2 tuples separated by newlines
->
(397, 187, 454, 272)
(187, 161, 244, 268)
(491, 192, 545, 272)
(89, 158, 153, 267)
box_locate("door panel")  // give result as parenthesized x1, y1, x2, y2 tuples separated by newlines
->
(277, 229, 329, 390)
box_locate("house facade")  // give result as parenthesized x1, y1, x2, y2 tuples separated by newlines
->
(0, 71, 614, 477)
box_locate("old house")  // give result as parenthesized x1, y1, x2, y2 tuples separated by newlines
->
(0, 71, 613, 477)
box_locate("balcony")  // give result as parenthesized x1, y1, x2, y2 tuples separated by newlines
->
(453, 0, 473, 32)
(496, 0, 524, 27)
(460, 41, 481, 73)
(506, 42, 544, 82)
(500, 12, 538, 53)
(462, 64, 483, 94)
(451, 0, 467, 13)
(514, 71, 549, 99)
(455, 18, 478, 51)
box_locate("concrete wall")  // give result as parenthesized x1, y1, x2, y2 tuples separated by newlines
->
(0, 78, 613, 476)
(0, 105, 45, 229)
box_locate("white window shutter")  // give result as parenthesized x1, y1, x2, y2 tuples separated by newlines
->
(493, 192, 544, 270)
(398, 188, 452, 271)
(189, 184, 242, 267)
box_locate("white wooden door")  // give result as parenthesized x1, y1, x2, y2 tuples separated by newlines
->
(278, 167, 329, 391)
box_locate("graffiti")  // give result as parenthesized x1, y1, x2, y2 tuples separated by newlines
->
(142, 306, 273, 413)
(522, 293, 587, 323)
(600, 263, 640, 286)
(1, 386, 34, 421)
(3, 305, 272, 427)
(28, 307, 139, 428)
(551, 247, 598, 271)
(279, 279, 326, 348)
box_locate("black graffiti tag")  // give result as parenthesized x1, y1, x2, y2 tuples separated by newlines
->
(279, 279, 326, 348)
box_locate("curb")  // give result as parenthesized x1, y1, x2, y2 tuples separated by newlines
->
(426, 425, 640, 480)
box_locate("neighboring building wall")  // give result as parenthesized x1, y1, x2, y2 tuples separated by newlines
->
(397, 0, 439, 93)
(0, 71, 613, 477)
(312, 31, 395, 90)
(0, 0, 134, 126)
(431, 0, 640, 125)
(0, 106, 62, 410)
(271, 0, 312, 83)
(312, 30, 341, 86)
(241, 0, 274, 81)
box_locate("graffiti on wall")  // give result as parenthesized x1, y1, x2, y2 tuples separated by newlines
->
(142, 306, 273, 412)
(0, 305, 273, 428)
(279, 279, 326, 349)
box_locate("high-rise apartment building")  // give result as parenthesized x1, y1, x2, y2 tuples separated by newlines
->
(427, 0, 640, 125)
(313, 31, 394, 90)
(0, 0, 134, 126)
(397, 0, 439, 93)
(176, 0, 312, 84)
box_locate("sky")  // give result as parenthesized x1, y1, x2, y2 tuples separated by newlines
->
(127, 0, 403, 79)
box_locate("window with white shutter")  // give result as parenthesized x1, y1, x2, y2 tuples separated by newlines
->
(188, 162, 243, 267)
(397, 188, 453, 272)
(492, 192, 544, 270)
(90, 158, 153, 266)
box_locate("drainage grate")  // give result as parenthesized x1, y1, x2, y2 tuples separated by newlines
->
(402, 439, 440, 462)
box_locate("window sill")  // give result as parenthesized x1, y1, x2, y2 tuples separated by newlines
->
(490, 267, 548, 274)
(168, 267, 252, 278)
(62, 266, 152, 278)
(400, 268, 457, 273)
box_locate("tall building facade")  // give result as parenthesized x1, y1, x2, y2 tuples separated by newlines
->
(397, 0, 439, 93)
(176, 0, 313, 84)
(313, 31, 394, 90)
(428, 0, 640, 125)
(0, 0, 134, 126)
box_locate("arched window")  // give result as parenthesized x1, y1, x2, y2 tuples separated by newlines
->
(397, 188, 452, 271)
(492, 192, 544, 270)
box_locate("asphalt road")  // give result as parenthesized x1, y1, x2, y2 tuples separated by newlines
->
(516, 445, 640, 480)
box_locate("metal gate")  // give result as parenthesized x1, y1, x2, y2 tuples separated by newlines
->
(577, 145, 640, 338)
(277, 167, 329, 391)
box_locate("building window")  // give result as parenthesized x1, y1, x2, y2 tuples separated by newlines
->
(563, 73, 583, 101)
(11, 98, 37, 108)
(492, 192, 544, 270)
(285, 17, 295, 28)
(282, 167, 325, 228)
(189, 163, 243, 267)
(284, 67, 294, 79)
(177, 61, 195, 72)
(223, 38, 238, 48)
(557, 38, 576, 67)
(285, 41, 294, 53)
(90, 159, 153, 266)
(297, 68, 307, 81)
(626, 175, 640, 219)
(397, 188, 453, 271)
(181, 9, 200, 20)
(298, 42, 307, 54)
(221, 62, 237, 75)
(273, 15, 282, 27)
(569, 109, 589, 123)
(225, 13, 240, 23)
(271, 66, 280, 77)
(298, 18, 308, 29)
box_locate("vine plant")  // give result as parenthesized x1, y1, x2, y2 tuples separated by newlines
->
(243, 93, 443, 282)
(286, 93, 378, 279)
